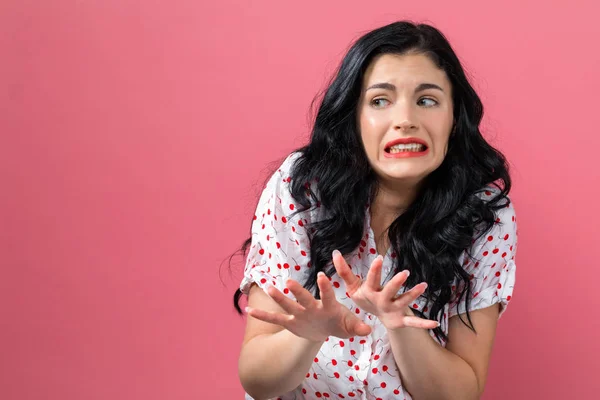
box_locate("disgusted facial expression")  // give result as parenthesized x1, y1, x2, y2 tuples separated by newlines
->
(358, 53, 455, 188)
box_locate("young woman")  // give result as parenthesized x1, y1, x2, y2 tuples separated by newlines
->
(233, 21, 517, 400)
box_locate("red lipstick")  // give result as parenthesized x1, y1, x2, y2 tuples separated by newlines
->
(383, 137, 429, 158)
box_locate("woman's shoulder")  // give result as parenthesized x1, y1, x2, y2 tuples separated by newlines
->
(474, 186, 515, 213)
(260, 151, 322, 219)
(260, 151, 302, 193)
(473, 185, 510, 200)
(469, 185, 517, 245)
(277, 151, 303, 175)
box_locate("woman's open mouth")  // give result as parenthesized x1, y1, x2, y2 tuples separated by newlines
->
(383, 137, 430, 158)
(386, 143, 428, 154)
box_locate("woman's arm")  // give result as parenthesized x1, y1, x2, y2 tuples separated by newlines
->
(239, 272, 374, 399)
(238, 285, 324, 399)
(387, 305, 499, 400)
(329, 250, 505, 400)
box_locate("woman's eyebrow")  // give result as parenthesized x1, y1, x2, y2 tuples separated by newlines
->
(415, 83, 444, 93)
(365, 82, 396, 92)
(365, 82, 444, 93)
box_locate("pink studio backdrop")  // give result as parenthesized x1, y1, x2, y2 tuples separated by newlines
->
(1, 0, 599, 399)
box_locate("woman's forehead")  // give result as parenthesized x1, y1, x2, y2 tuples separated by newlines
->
(363, 53, 451, 90)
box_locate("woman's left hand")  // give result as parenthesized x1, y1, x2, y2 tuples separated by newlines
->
(332, 250, 440, 331)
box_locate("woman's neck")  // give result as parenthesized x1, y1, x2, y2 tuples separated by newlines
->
(369, 180, 420, 255)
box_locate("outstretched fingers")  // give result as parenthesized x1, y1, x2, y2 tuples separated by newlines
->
(402, 315, 440, 329)
(393, 281, 429, 307)
(381, 269, 411, 300)
(365, 255, 384, 292)
(264, 283, 305, 315)
(245, 307, 293, 328)
(286, 279, 318, 310)
(343, 311, 372, 337)
(317, 272, 338, 310)
(332, 250, 361, 293)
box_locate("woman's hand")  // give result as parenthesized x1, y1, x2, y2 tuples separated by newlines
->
(332, 249, 439, 331)
(245, 271, 372, 343)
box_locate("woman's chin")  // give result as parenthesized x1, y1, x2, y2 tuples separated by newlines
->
(374, 160, 440, 184)
(377, 171, 427, 187)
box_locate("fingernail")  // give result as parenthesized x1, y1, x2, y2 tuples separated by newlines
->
(244, 306, 251, 313)
(332, 249, 341, 257)
(404, 270, 410, 277)
(317, 271, 326, 278)
(264, 284, 273, 297)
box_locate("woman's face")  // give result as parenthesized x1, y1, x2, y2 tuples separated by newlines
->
(358, 53, 454, 188)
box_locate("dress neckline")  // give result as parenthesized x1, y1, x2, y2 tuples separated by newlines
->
(364, 204, 394, 259)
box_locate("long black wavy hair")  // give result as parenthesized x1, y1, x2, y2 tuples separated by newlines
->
(232, 21, 511, 343)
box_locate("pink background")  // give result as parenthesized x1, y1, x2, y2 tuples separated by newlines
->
(1, 0, 599, 399)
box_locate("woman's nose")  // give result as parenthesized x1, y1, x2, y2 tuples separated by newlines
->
(393, 102, 419, 131)
(395, 119, 418, 131)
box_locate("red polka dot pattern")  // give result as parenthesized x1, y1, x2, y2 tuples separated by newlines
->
(239, 154, 518, 399)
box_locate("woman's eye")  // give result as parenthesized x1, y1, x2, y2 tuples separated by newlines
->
(418, 98, 438, 107)
(371, 98, 390, 108)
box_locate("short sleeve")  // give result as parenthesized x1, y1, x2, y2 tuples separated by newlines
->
(239, 153, 313, 299)
(449, 194, 518, 319)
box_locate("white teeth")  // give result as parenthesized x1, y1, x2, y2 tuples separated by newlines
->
(388, 143, 425, 153)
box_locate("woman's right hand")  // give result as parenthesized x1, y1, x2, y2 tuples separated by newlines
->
(245, 272, 372, 343)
